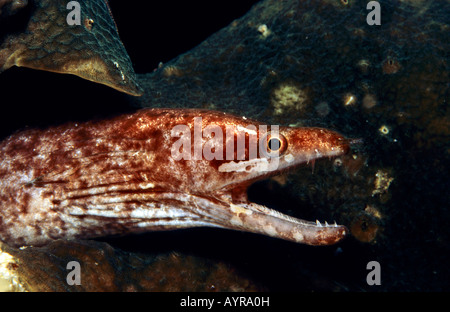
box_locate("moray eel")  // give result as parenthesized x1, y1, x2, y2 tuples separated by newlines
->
(0, 109, 350, 247)
(0, 0, 142, 96)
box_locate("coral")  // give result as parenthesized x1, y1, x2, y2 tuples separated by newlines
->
(372, 170, 394, 196)
(0, 240, 264, 292)
(350, 210, 382, 243)
(270, 81, 309, 116)
(0, 0, 142, 96)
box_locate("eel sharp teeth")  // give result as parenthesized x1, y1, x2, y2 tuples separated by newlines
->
(316, 220, 338, 227)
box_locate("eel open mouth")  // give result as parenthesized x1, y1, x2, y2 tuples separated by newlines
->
(191, 185, 349, 246)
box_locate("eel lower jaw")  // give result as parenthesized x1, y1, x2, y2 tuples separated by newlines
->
(202, 195, 348, 246)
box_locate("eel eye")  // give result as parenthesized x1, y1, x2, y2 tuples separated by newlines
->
(263, 132, 288, 157)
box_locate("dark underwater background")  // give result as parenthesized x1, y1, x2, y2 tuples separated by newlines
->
(0, 0, 448, 292)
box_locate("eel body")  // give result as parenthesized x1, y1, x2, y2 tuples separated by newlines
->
(0, 108, 349, 247)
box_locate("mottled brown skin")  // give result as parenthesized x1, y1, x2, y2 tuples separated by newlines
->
(0, 108, 349, 247)
(0, 0, 142, 96)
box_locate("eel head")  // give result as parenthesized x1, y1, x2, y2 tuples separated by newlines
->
(190, 120, 350, 246)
